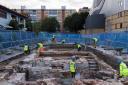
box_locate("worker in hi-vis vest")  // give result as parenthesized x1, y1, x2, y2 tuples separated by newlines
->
(24, 44, 30, 55)
(69, 56, 76, 78)
(37, 43, 43, 49)
(92, 38, 98, 48)
(120, 61, 128, 77)
(77, 44, 82, 51)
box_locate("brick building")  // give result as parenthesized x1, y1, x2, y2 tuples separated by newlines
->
(14, 6, 76, 32)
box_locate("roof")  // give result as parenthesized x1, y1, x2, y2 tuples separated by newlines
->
(0, 5, 27, 18)
(15, 9, 76, 11)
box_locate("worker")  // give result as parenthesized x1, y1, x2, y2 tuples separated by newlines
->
(24, 44, 30, 55)
(37, 42, 43, 52)
(92, 38, 98, 48)
(119, 61, 128, 77)
(37, 42, 43, 49)
(61, 39, 65, 44)
(77, 44, 81, 51)
(51, 35, 56, 43)
(69, 56, 76, 78)
(52, 35, 55, 40)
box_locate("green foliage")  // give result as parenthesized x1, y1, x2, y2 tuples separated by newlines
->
(9, 19, 19, 30)
(26, 19, 33, 31)
(32, 22, 41, 35)
(64, 12, 89, 33)
(41, 17, 60, 32)
(18, 24, 24, 30)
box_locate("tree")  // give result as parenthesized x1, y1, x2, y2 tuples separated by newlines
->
(63, 12, 89, 33)
(41, 17, 60, 32)
(32, 22, 41, 35)
(9, 19, 19, 30)
(79, 12, 89, 29)
(26, 19, 33, 31)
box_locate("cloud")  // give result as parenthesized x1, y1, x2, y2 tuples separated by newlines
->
(0, 0, 93, 10)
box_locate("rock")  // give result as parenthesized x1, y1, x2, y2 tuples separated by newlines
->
(72, 79, 84, 85)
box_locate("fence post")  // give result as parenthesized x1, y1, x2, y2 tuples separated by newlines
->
(11, 31, 13, 47)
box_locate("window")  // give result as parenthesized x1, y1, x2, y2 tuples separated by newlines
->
(30, 10, 36, 15)
(118, 12, 122, 17)
(49, 10, 57, 15)
(0, 9, 7, 18)
(115, 24, 117, 29)
(120, 23, 122, 28)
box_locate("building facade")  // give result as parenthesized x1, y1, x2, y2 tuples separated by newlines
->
(88, 0, 128, 32)
(106, 10, 128, 32)
(0, 5, 27, 30)
(15, 6, 76, 32)
(90, 0, 128, 16)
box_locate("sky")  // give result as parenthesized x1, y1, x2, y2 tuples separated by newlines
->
(0, 0, 93, 10)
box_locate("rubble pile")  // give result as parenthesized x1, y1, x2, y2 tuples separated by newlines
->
(73, 79, 123, 85)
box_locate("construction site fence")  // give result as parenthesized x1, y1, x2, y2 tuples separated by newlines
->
(0, 30, 44, 49)
(84, 31, 128, 51)
(0, 30, 128, 51)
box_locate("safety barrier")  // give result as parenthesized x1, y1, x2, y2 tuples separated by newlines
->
(0, 30, 128, 50)
(0, 30, 44, 49)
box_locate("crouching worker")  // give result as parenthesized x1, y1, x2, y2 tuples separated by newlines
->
(69, 56, 76, 78)
(37, 42, 43, 52)
(119, 61, 128, 77)
(24, 44, 30, 55)
(77, 44, 81, 51)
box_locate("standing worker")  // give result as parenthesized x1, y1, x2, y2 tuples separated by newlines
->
(92, 38, 98, 48)
(119, 61, 128, 77)
(77, 44, 82, 51)
(24, 44, 30, 55)
(69, 56, 76, 78)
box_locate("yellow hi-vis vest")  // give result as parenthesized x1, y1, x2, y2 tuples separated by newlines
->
(38, 43, 43, 48)
(70, 61, 76, 72)
(77, 44, 81, 48)
(24, 45, 28, 51)
(120, 62, 128, 77)
(93, 38, 98, 42)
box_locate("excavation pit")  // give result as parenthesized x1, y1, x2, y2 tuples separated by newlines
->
(1, 44, 122, 85)
(18, 49, 116, 82)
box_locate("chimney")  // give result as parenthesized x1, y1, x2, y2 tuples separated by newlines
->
(21, 5, 26, 10)
(41, 5, 46, 10)
(61, 6, 66, 10)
